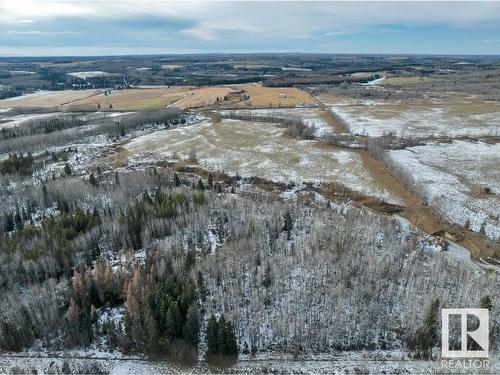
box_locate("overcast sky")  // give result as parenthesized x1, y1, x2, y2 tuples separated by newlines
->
(1, 1, 499, 56)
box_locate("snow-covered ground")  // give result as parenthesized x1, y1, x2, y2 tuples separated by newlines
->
(67, 71, 113, 79)
(0, 90, 49, 103)
(0, 111, 133, 130)
(2, 350, 496, 374)
(217, 107, 334, 137)
(323, 97, 500, 138)
(0, 112, 62, 129)
(388, 140, 500, 240)
(362, 76, 386, 86)
(8, 70, 35, 75)
(125, 119, 400, 204)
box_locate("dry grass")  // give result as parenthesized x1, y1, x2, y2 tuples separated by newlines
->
(318, 108, 348, 133)
(350, 72, 383, 78)
(382, 76, 437, 85)
(38, 60, 99, 68)
(65, 87, 189, 111)
(113, 146, 130, 168)
(124, 117, 397, 203)
(317, 93, 500, 137)
(0, 84, 315, 112)
(172, 86, 236, 109)
(230, 83, 315, 108)
(0, 86, 234, 111)
(0, 89, 103, 109)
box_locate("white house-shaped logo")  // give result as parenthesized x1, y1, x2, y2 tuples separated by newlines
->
(442, 308, 489, 358)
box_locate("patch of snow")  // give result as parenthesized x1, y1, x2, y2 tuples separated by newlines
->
(97, 306, 125, 327)
(0, 112, 62, 129)
(68, 71, 113, 79)
(362, 77, 386, 86)
(445, 242, 481, 271)
(0, 90, 49, 103)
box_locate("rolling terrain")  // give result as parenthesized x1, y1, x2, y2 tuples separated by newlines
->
(0, 54, 498, 374)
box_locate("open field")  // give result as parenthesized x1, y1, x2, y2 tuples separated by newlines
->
(229, 83, 315, 108)
(65, 87, 188, 110)
(124, 118, 399, 203)
(69, 86, 236, 111)
(388, 140, 500, 241)
(381, 76, 438, 85)
(319, 94, 500, 137)
(350, 72, 383, 78)
(0, 89, 103, 109)
(172, 86, 237, 109)
(0, 86, 239, 111)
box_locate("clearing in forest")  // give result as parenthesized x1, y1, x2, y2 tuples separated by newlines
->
(124, 118, 399, 204)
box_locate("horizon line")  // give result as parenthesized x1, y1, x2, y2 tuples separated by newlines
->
(2, 51, 500, 59)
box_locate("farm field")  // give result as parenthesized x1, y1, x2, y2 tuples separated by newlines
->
(171, 86, 237, 109)
(65, 87, 188, 111)
(0, 86, 240, 111)
(0, 89, 103, 109)
(388, 140, 500, 241)
(229, 83, 315, 108)
(381, 76, 438, 85)
(67, 86, 237, 110)
(124, 118, 399, 203)
(319, 94, 500, 137)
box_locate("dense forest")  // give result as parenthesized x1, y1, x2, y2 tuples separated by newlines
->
(0, 166, 497, 359)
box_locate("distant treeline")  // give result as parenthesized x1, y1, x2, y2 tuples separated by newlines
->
(0, 89, 22, 100)
(263, 75, 375, 87)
